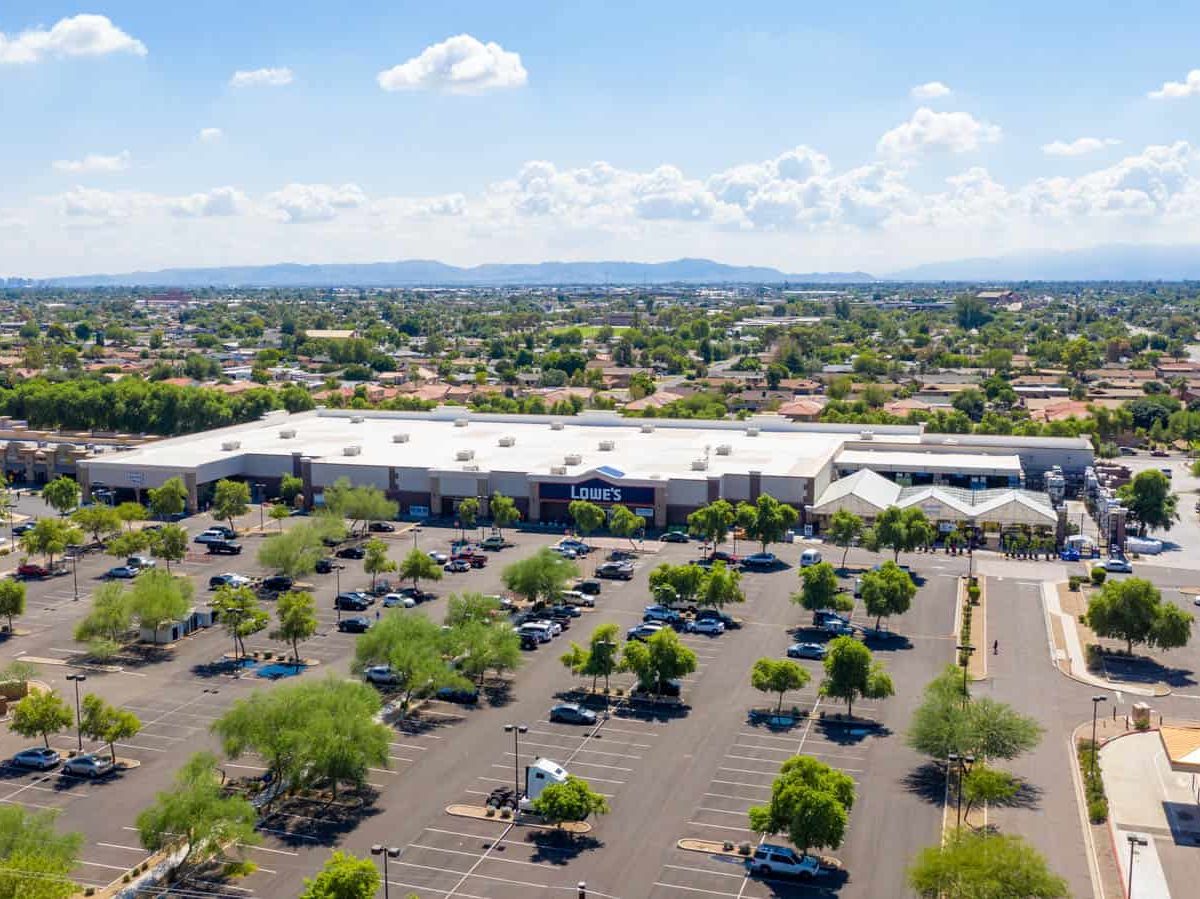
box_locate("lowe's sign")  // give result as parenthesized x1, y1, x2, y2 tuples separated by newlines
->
(540, 478, 655, 506)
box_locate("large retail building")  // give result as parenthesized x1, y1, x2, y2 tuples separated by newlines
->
(77, 408, 1093, 534)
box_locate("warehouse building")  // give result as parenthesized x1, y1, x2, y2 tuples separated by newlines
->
(77, 408, 1093, 533)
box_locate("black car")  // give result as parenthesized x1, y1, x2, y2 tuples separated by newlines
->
(694, 609, 740, 629)
(368, 522, 396, 533)
(11, 521, 35, 536)
(335, 593, 370, 611)
(575, 579, 602, 596)
(261, 575, 294, 593)
(660, 531, 690, 543)
(337, 616, 371, 633)
(206, 540, 243, 555)
(435, 686, 479, 705)
(314, 558, 337, 574)
(520, 633, 540, 650)
(207, 525, 238, 539)
(549, 702, 597, 725)
(596, 562, 634, 580)
(336, 545, 366, 560)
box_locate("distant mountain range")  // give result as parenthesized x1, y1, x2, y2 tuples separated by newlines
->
(32, 258, 875, 288)
(889, 244, 1200, 281)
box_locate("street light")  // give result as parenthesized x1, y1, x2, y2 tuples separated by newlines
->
(947, 751, 975, 828)
(1127, 833, 1148, 898)
(596, 640, 617, 717)
(955, 643, 975, 708)
(71, 550, 79, 602)
(334, 564, 345, 623)
(370, 844, 400, 899)
(504, 723, 528, 797)
(65, 673, 87, 752)
(1091, 695, 1108, 780)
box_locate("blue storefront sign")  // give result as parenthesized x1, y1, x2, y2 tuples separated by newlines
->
(539, 478, 655, 506)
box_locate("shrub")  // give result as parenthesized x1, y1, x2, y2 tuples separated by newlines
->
(738, 842, 752, 856)
(1068, 575, 1083, 591)
(1085, 644, 1104, 671)
(1088, 798, 1109, 823)
(967, 584, 981, 604)
(1090, 567, 1107, 586)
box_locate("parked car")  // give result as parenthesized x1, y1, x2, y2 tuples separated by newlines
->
(383, 593, 417, 608)
(396, 585, 435, 603)
(799, 549, 823, 567)
(547, 604, 581, 619)
(12, 747, 60, 770)
(336, 545, 366, 560)
(193, 530, 227, 545)
(519, 633, 540, 650)
(575, 579, 602, 596)
(364, 665, 400, 685)
(741, 552, 779, 570)
(549, 702, 597, 725)
(11, 522, 36, 537)
(206, 540, 243, 555)
(444, 558, 471, 573)
(644, 604, 684, 625)
(126, 555, 156, 570)
(314, 557, 337, 574)
(607, 549, 636, 562)
(823, 620, 856, 636)
(694, 608, 740, 629)
(660, 530, 690, 543)
(1060, 548, 1081, 562)
(207, 525, 238, 539)
(337, 616, 372, 633)
(481, 535, 510, 551)
(261, 575, 294, 593)
(335, 593, 370, 611)
(1118, 446, 1137, 456)
(1103, 557, 1133, 573)
(788, 642, 828, 660)
(435, 686, 479, 705)
(63, 753, 114, 778)
(557, 539, 591, 555)
(105, 565, 139, 579)
(428, 551, 449, 564)
(596, 562, 634, 580)
(688, 618, 726, 635)
(812, 610, 849, 628)
(748, 844, 820, 879)
(627, 622, 665, 641)
(368, 522, 396, 533)
(552, 546, 578, 560)
(16, 563, 54, 579)
(209, 572, 251, 590)
(558, 589, 594, 608)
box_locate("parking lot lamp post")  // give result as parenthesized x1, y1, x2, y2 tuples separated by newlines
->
(71, 550, 79, 601)
(66, 673, 86, 752)
(578, 882, 587, 899)
(1127, 833, 1147, 898)
(1091, 695, 1108, 779)
(955, 643, 975, 709)
(370, 844, 400, 899)
(504, 723, 528, 797)
(952, 753, 974, 828)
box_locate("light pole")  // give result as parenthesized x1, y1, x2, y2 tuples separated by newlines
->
(947, 751, 975, 828)
(1091, 695, 1107, 780)
(504, 723, 528, 797)
(370, 844, 400, 899)
(335, 564, 344, 623)
(66, 673, 87, 752)
(1127, 833, 1148, 898)
(71, 551, 79, 601)
(955, 643, 975, 709)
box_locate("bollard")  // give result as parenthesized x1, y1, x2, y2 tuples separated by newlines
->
(578, 882, 586, 899)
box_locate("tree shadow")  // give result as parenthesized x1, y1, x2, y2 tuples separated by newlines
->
(258, 786, 382, 847)
(524, 830, 604, 864)
(861, 632, 914, 652)
(994, 777, 1043, 811)
(1100, 653, 1196, 688)
(482, 680, 514, 707)
(902, 761, 950, 806)
(814, 719, 890, 745)
(613, 701, 690, 723)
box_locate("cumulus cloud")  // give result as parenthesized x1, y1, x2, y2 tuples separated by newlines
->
(52, 151, 131, 174)
(877, 107, 1001, 157)
(1042, 137, 1121, 157)
(911, 81, 951, 100)
(169, 187, 248, 218)
(0, 14, 146, 65)
(230, 67, 293, 88)
(265, 183, 367, 223)
(377, 34, 527, 94)
(1148, 69, 1200, 100)
(199, 127, 223, 143)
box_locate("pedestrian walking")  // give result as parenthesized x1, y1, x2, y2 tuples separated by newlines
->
(993, 639, 999, 654)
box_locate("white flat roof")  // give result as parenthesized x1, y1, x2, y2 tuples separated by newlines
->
(835, 449, 1022, 476)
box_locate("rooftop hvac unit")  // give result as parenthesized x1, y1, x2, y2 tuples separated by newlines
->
(691, 458, 709, 471)
(343, 445, 362, 456)
(463, 464, 480, 472)
(550, 421, 565, 431)
(392, 433, 410, 443)
(220, 440, 241, 451)
(278, 428, 297, 439)
(598, 440, 615, 451)
(715, 443, 732, 456)
(640, 423, 655, 433)
(550, 465, 568, 475)
(859, 430, 875, 441)
(745, 427, 760, 437)
(455, 449, 475, 461)
(351, 415, 364, 424)
(564, 454, 582, 465)
(454, 418, 469, 428)
(498, 436, 516, 447)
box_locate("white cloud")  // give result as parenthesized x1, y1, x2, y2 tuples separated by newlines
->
(0, 14, 146, 65)
(169, 187, 248, 218)
(877, 107, 1001, 157)
(377, 34, 527, 94)
(199, 128, 223, 143)
(1148, 69, 1200, 100)
(911, 81, 951, 100)
(265, 183, 367, 223)
(52, 151, 131, 174)
(1042, 137, 1121, 157)
(230, 67, 293, 88)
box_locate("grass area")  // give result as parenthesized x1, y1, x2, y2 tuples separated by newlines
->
(551, 325, 630, 339)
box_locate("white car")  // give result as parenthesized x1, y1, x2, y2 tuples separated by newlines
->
(383, 593, 416, 608)
(364, 665, 400, 685)
(535, 618, 563, 636)
(427, 551, 449, 565)
(688, 618, 725, 635)
(748, 844, 820, 879)
(552, 545, 578, 559)
(1103, 558, 1133, 573)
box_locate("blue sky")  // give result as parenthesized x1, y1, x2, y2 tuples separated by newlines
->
(4, 2, 1200, 276)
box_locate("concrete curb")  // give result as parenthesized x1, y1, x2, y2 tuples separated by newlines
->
(1070, 720, 1110, 899)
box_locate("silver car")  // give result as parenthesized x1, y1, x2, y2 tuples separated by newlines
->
(12, 747, 60, 770)
(63, 753, 114, 778)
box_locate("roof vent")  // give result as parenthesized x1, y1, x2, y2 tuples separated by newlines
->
(454, 418, 469, 428)
(550, 421, 565, 431)
(456, 449, 476, 461)
(649, 473, 662, 480)
(463, 463, 480, 472)
(598, 440, 615, 451)
(745, 426, 760, 437)
(859, 430, 874, 441)
(691, 458, 709, 471)
(640, 423, 655, 433)
(220, 440, 241, 451)
(550, 465, 568, 475)
(351, 415, 365, 424)
(343, 445, 362, 456)
(278, 428, 297, 439)
(715, 443, 732, 456)
(392, 433, 410, 443)
(564, 454, 582, 466)
(498, 435, 516, 447)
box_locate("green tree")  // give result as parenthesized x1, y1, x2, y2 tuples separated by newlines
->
(620, 627, 698, 695)
(363, 538, 396, 589)
(561, 622, 621, 692)
(272, 590, 319, 663)
(531, 775, 610, 829)
(687, 499, 736, 552)
(819, 636, 894, 717)
(607, 504, 645, 547)
(795, 560, 846, 612)
(323, 478, 398, 534)
(42, 477, 81, 516)
(128, 570, 193, 643)
(951, 387, 987, 422)
(19, 518, 83, 568)
(907, 830, 1068, 898)
(748, 755, 855, 860)
(148, 523, 189, 572)
(0, 806, 82, 899)
(444, 592, 502, 628)
(743, 493, 799, 552)
(906, 666, 1042, 761)
(258, 522, 325, 577)
(279, 473, 305, 506)
(352, 614, 467, 709)
(952, 294, 992, 330)
(648, 562, 707, 607)
(70, 505, 121, 544)
(1085, 577, 1193, 654)
(148, 476, 189, 519)
(114, 502, 147, 531)
(960, 763, 1017, 823)
(211, 479, 250, 535)
(269, 503, 291, 531)
(299, 851, 381, 899)
(489, 492, 521, 535)
(568, 499, 606, 543)
(751, 658, 812, 717)
(874, 506, 935, 563)
(10, 690, 73, 748)
(828, 509, 863, 571)
(79, 694, 141, 764)
(1116, 469, 1179, 536)
(859, 561, 916, 630)
(136, 751, 259, 873)
(212, 585, 269, 662)
(456, 496, 480, 541)
(697, 560, 744, 609)
(73, 581, 134, 656)
(501, 547, 577, 605)
(0, 579, 25, 632)
(399, 546, 444, 592)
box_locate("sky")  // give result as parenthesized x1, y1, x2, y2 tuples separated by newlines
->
(4, 2, 1200, 277)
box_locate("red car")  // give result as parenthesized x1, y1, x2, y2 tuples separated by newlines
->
(452, 548, 488, 568)
(17, 563, 52, 579)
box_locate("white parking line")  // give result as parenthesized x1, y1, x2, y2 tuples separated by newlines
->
(409, 843, 561, 870)
(511, 740, 642, 760)
(502, 751, 632, 773)
(710, 779, 771, 792)
(696, 806, 750, 816)
(663, 864, 743, 878)
(705, 792, 764, 804)
(96, 842, 144, 852)
(686, 821, 753, 833)
(387, 879, 487, 899)
(77, 860, 130, 871)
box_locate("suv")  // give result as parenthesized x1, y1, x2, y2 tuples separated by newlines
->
(206, 540, 243, 555)
(748, 844, 820, 879)
(481, 535, 509, 551)
(261, 575, 294, 593)
(574, 579, 601, 596)
(368, 522, 396, 533)
(335, 592, 370, 611)
(741, 552, 779, 570)
(209, 572, 251, 590)
(314, 558, 337, 574)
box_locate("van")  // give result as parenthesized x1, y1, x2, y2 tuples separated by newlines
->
(518, 623, 553, 644)
(799, 549, 822, 567)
